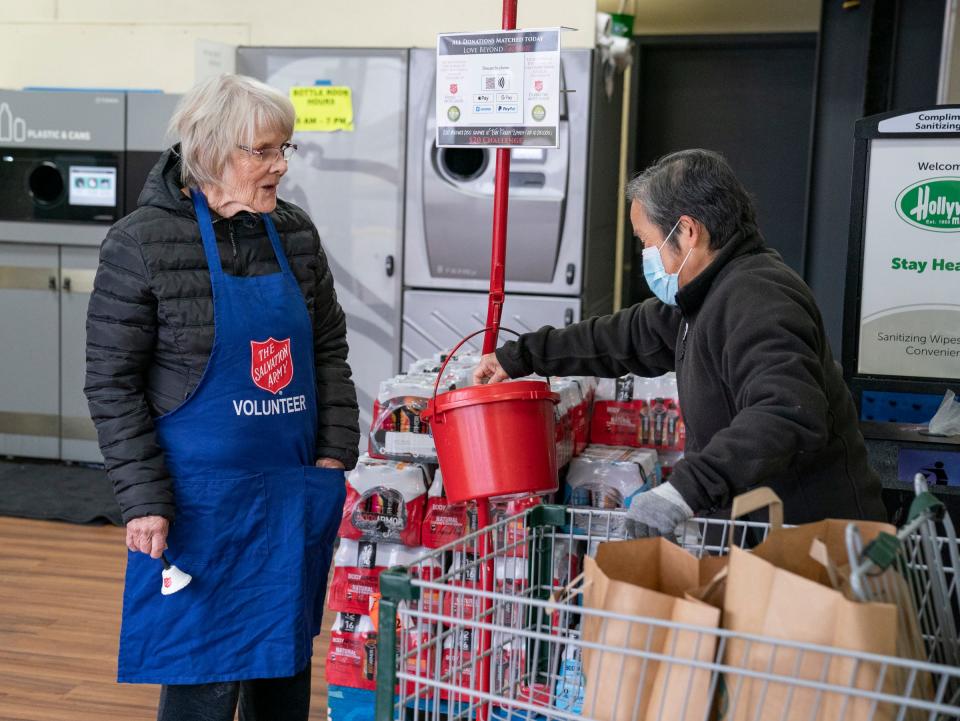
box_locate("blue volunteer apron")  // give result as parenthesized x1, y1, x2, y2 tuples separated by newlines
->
(117, 189, 346, 684)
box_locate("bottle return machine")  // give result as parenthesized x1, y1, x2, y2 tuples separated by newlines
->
(0, 89, 178, 463)
(401, 48, 623, 365)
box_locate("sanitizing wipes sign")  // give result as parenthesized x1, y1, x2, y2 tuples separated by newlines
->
(858, 138, 960, 379)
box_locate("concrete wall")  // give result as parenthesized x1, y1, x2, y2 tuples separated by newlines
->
(0, 0, 598, 93)
(0, 1, 844, 93)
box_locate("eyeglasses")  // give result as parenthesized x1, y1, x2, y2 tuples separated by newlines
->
(236, 142, 298, 163)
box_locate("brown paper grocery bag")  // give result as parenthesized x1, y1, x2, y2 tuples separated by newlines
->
(807, 537, 935, 715)
(743, 517, 894, 587)
(720, 519, 901, 721)
(581, 538, 722, 721)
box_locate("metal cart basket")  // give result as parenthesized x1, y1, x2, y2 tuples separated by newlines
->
(374, 480, 960, 721)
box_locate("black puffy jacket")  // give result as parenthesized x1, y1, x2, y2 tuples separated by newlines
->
(497, 229, 886, 524)
(84, 148, 360, 524)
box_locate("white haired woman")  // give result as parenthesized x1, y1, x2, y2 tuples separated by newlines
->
(84, 74, 359, 720)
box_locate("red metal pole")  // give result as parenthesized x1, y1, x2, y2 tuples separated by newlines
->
(477, 10, 518, 721)
(474, 500, 494, 721)
(481, 0, 519, 356)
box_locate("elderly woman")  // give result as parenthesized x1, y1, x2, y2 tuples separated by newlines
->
(476, 149, 886, 530)
(84, 74, 359, 721)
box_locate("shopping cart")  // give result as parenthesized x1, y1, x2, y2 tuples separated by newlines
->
(847, 475, 960, 671)
(374, 489, 960, 721)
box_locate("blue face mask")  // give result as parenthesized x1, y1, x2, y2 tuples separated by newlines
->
(642, 219, 693, 306)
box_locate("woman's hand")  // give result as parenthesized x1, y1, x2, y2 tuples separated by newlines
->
(125, 515, 169, 558)
(473, 353, 510, 385)
(316, 458, 345, 470)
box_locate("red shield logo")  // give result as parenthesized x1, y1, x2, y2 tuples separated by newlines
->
(250, 337, 294, 394)
(163, 577, 172, 588)
(534, 80, 543, 92)
(449, 83, 458, 95)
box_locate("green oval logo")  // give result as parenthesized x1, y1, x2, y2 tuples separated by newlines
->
(896, 177, 960, 232)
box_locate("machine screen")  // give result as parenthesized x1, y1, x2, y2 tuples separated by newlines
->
(68, 165, 117, 207)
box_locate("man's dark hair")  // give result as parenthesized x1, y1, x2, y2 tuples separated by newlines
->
(626, 149, 758, 250)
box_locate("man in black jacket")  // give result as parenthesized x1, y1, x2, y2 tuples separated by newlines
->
(475, 149, 885, 530)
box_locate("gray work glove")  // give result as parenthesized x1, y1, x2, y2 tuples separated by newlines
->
(625, 483, 695, 538)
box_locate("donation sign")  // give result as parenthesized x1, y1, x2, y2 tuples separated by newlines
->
(858, 137, 960, 379)
(436, 28, 561, 148)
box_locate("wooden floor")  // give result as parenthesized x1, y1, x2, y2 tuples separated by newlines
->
(0, 516, 334, 720)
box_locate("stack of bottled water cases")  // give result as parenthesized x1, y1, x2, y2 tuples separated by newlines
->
(330, 358, 685, 719)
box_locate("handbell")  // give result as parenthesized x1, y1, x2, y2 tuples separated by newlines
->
(161, 553, 192, 595)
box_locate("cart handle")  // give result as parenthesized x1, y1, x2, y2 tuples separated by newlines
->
(908, 473, 946, 524)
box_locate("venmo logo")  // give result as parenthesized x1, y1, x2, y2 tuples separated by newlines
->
(896, 177, 960, 232)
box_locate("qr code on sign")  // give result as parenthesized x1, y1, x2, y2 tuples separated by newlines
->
(484, 76, 496, 90)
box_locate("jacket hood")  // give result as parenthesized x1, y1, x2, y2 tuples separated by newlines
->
(137, 145, 196, 217)
(675, 227, 774, 316)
